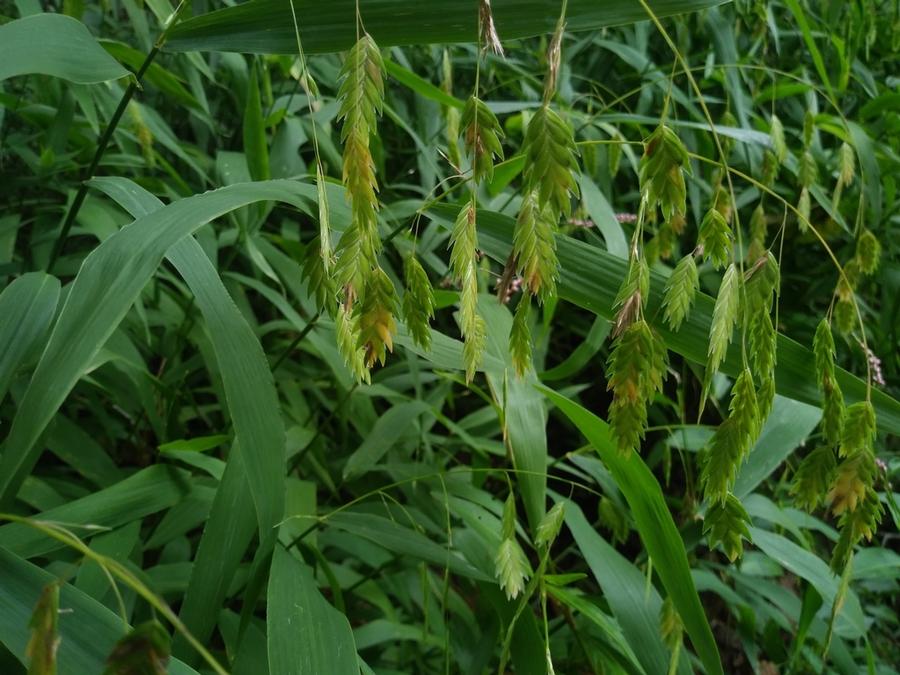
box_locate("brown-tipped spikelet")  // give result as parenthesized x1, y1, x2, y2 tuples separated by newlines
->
(639, 124, 690, 224)
(357, 267, 398, 367)
(402, 255, 435, 350)
(461, 96, 504, 182)
(521, 106, 579, 218)
(606, 319, 668, 454)
(513, 190, 558, 304)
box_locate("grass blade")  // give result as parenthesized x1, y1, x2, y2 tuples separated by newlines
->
(0, 14, 128, 84)
(166, 0, 729, 54)
(543, 386, 723, 675)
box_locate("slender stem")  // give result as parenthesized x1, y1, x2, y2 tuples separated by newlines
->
(47, 3, 186, 273)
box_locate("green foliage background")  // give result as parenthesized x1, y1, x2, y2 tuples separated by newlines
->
(0, 0, 897, 673)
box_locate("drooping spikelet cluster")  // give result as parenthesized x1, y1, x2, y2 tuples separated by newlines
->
(790, 318, 883, 571)
(507, 10, 578, 377)
(300, 34, 436, 381)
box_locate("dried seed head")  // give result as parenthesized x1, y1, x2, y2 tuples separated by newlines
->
(478, 0, 504, 56)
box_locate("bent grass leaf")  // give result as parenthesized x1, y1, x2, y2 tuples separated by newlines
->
(267, 549, 359, 675)
(0, 548, 201, 675)
(0, 273, 59, 404)
(0, 14, 129, 84)
(541, 386, 723, 675)
(166, 0, 730, 54)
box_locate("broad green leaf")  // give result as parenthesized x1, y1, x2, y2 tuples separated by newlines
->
(563, 502, 672, 675)
(0, 548, 200, 675)
(166, 0, 730, 54)
(343, 400, 432, 479)
(326, 511, 492, 581)
(84, 177, 287, 661)
(748, 527, 866, 639)
(0, 180, 312, 513)
(427, 204, 900, 436)
(0, 466, 190, 559)
(267, 548, 359, 675)
(0, 272, 59, 404)
(543, 387, 723, 675)
(733, 395, 821, 498)
(0, 14, 129, 83)
(243, 64, 270, 182)
(578, 174, 628, 259)
(481, 298, 548, 531)
(548, 585, 647, 675)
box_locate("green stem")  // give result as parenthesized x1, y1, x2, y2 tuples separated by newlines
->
(47, 2, 186, 273)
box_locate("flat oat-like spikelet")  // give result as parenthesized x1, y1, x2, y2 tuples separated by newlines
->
(606, 319, 668, 454)
(521, 105, 579, 217)
(662, 253, 699, 331)
(639, 124, 690, 223)
(513, 190, 558, 304)
(401, 255, 435, 351)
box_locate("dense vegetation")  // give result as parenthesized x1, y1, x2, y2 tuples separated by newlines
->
(0, 0, 897, 673)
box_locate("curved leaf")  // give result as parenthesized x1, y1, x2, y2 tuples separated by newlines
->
(166, 0, 730, 54)
(541, 386, 723, 675)
(0, 14, 128, 84)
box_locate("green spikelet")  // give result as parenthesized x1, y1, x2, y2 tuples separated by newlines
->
(828, 450, 875, 516)
(513, 191, 559, 303)
(495, 538, 529, 601)
(797, 187, 811, 233)
(335, 34, 385, 297)
(640, 124, 690, 223)
(450, 200, 486, 382)
(333, 222, 369, 295)
(27, 582, 59, 675)
(702, 369, 759, 503)
(704, 493, 752, 561)
(441, 50, 462, 169)
(103, 621, 170, 675)
(338, 35, 385, 141)
(402, 255, 435, 350)
(813, 319, 844, 445)
(301, 237, 336, 315)
(749, 311, 776, 378)
(761, 149, 779, 187)
(461, 96, 504, 182)
(606, 320, 668, 454)
(830, 486, 883, 573)
(757, 374, 776, 422)
(597, 496, 629, 544)
(791, 446, 838, 512)
(833, 296, 856, 335)
(698, 208, 733, 269)
(521, 105, 579, 217)
(749, 204, 767, 248)
(707, 264, 740, 378)
(662, 253, 699, 331)
(535, 501, 566, 549)
(336, 304, 369, 383)
(660, 597, 684, 651)
(612, 256, 649, 336)
(744, 251, 779, 316)
(316, 162, 332, 267)
(838, 142, 855, 187)
(798, 150, 818, 188)
(802, 110, 815, 146)
(510, 297, 532, 378)
(356, 267, 397, 367)
(855, 228, 881, 275)
(839, 401, 876, 458)
(770, 114, 787, 164)
(496, 494, 530, 600)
